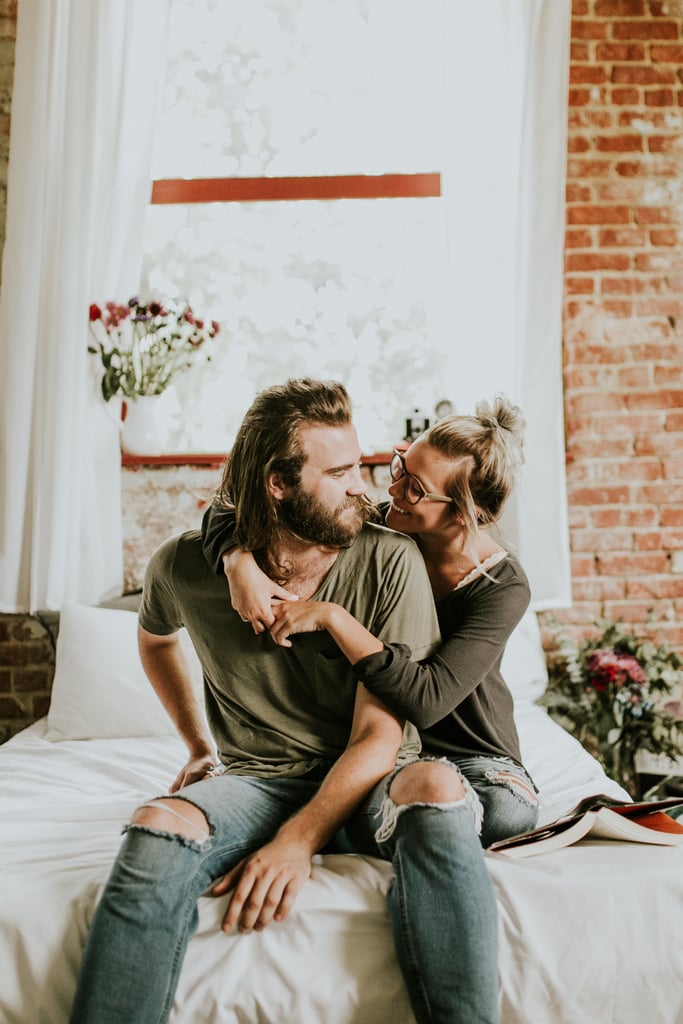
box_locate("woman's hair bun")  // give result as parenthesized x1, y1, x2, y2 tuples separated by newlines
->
(475, 394, 525, 461)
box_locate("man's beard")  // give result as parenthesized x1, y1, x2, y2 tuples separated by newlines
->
(278, 486, 371, 547)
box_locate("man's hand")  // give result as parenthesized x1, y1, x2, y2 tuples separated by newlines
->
(211, 836, 313, 932)
(169, 752, 218, 792)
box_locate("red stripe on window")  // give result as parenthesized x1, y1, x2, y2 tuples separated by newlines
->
(150, 173, 441, 204)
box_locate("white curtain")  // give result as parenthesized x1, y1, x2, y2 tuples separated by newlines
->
(0, 0, 170, 612)
(441, 0, 572, 609)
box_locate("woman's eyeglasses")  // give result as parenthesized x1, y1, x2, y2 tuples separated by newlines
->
(389, 450, 455, 506)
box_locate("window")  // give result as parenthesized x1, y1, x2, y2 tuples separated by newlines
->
(140, 0, 450, 453)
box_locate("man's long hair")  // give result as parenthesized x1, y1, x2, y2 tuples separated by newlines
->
(218, 378, 354, 575)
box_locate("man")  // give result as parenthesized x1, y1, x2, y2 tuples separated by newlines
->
(69, 378, 440, 1024)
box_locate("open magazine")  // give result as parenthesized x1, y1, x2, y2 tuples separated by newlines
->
(488, 794, 683, 859)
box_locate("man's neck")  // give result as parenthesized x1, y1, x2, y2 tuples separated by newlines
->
(271, 535, 342, 600)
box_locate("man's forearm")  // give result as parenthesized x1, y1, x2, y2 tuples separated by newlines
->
(138, 626, 214, 758)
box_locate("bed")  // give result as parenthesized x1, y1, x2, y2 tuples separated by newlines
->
(3, 602, 683, 1024)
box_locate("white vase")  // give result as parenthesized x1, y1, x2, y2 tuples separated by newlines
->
(121, 396, 164, 455)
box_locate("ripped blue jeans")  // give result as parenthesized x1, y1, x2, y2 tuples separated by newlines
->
(337, 754, 539, 1024)
(70, 758, 537, 1024)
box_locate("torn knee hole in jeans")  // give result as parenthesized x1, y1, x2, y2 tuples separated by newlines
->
(484, 768, 538, 808)
(375, 767, 484, 843)
(126, 797, 213, 847)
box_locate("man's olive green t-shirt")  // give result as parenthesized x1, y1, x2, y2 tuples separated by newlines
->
(139, 524, 440, 778)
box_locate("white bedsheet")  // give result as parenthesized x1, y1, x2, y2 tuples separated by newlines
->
(2, 708, 683, 1024)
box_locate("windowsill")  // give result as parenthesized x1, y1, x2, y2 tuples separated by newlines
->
(121, 452, 227, 469)
(121, 450, 403, 469)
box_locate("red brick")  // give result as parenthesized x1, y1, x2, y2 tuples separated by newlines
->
(661, 508, 683, 526)
(572, 19, 609, 40)
(569, 548, 597, 574)
(612, 64, 677, 84)
(569, 484, 632, 505)
(614, 160, 646, 176)
(568, 87, 592, 106)
(617, 364, 652, 387)
(645, 88, 676, 105)
(634, 298, 683, 316)
(595, 180, 644, 202)
(598, 227, 647, 246)
(597, 552, 670, 574)
(624, 508, 659, 527)
(601, 298, 635, 315)
(571, 578, 627, 601)
(566, 252, 631, 271)
(634, 206, 677, 224)
(571, 65, 608, 84)
(568, 135, 592, 153)
(591, 508, 627, 527)
(663, 458, 683, 480)
(636, 482, 683, 503)
(636, 251, 683, 271)
(654, 364, 683, 384)
(625, 387, 683, 409)
(564, 276, 596, 295)
(647, 134, 682, 152)
(567, 157, 614, 177)
(605, 599, 673, 621)
(601, 277, 666, 295)
(595, 0, 646, 13)
(567, 182, 593, 202)
(569, 109, 614, 129)
(596, 42, 647, 61)
(650, 228, 680, 245)
(650, 44, 683, 63)
(571, 41, 591, 61)
(626, 577, 683, 599)
(611, 87, 642, 104)
(568, 437, 631, 461)
(612, 20, 679, 41)
(567, 204, 631, 224)
(636, 530, 683, 550)
(637, 432, 683, 456)
(595, 133, 644, 151)
(572, 527, 635, 550)
(565, 227, 594, 246)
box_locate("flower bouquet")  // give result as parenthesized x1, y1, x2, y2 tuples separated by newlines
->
(540, 618, 683, 797)
(88, 297, 220, 402)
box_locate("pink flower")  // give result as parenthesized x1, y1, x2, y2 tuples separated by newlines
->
(586, 648, 646, 691)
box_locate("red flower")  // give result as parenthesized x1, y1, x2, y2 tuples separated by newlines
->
(89, 303, 102, 322)
(586, 648, 646, 692)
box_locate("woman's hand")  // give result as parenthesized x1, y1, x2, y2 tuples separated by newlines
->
(223, 548, 298, 632)
(269, 600, 336, 647)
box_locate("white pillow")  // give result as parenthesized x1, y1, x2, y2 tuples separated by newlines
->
(500, 611, 548, 704)
(46, 601, 193, 740)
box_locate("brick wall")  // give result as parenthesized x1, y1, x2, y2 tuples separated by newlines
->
(2, 1, 683, 737)
(543, 0, 683, 652)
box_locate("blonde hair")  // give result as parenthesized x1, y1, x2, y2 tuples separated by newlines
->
(425, 394, 525, 552)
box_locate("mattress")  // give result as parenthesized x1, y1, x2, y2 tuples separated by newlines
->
(2, 605, 682, 1023)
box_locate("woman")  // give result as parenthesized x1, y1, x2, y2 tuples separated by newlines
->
(202, 394, 539, 1024)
